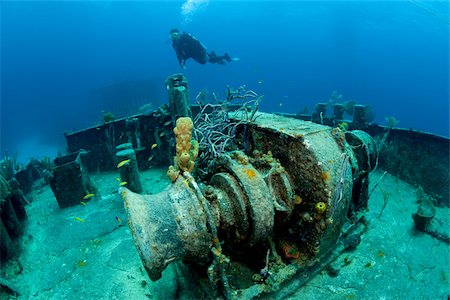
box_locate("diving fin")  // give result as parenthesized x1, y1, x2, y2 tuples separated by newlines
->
(224, 53, 239, 62)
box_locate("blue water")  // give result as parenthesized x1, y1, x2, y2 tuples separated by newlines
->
(1, 0, 449, 162)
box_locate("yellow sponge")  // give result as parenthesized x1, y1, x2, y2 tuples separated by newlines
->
(167, 117, 199, 182)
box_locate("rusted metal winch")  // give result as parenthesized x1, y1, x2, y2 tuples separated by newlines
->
(120, 112, 377, 299)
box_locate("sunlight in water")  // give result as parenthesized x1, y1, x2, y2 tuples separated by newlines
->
(181, 0, 209, 24)
(408, 0, 450, 24)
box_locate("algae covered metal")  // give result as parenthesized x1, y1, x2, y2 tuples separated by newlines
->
(120, 109, 377, 299)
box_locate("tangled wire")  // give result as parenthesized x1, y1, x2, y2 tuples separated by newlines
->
(193, 85, 263, 171)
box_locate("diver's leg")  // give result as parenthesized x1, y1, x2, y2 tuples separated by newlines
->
(208, 52, 218, 63)
(208, 52, 230, 64)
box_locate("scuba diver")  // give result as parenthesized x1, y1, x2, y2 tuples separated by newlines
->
(169, 28, 237, 69)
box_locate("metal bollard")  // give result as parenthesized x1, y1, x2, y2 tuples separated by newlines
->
(116, 149, 142, 193)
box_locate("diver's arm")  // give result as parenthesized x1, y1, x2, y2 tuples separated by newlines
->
(173, 44, 185, 68)
(177, 54, 184, 68)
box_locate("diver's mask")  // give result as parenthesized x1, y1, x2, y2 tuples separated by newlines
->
(169, 32, 180, 42)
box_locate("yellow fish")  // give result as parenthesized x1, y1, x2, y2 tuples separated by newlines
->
(159, 132, 166, 138)
(183, 178, 190, 189)
(151, 143, 158, 150)
(117, 159, 130, 168)
(119, 181, 128, 186)
(74, 217, 86, 223)
(83, 193, 94, 200)
(80, 201, 86, 206)
(115, 216, 122, 224)
(115, 177, 121, 181)
(148, 154, 155, 162)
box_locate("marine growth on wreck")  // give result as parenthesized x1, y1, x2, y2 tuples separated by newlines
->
(1, 73, 448, 299)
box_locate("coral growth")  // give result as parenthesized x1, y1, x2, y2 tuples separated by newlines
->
(167, 117, 199, 182)
(280, 240, 300, 259)
(103, 112, 115, 123)
(244, 168, 256, 179)
(321, 171, 330, 182)
(315, 202, 327, 214)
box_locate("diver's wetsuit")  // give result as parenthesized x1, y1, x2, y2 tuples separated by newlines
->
(172, 32, 231, 68)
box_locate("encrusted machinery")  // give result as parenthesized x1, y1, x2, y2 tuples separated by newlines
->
(120, 111, 377, 299)
(1, 175, 28, 263)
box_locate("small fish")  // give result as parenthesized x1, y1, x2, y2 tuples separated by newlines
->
(80, 201, 86, 206)
(159, 132, 166, 138)
(115, 216, 122, 224)
(119, 181, 128, 186)
(117, 159, 130, 168)
(115, 177, 121, 181)
(83, 193, 95, 200)
(74, 217, 86, 223)
(151, 143, 158, 150)
(148, 154, 155, 162)
(258, 80, 264, 84)
(163, 120, 172, 126)
(183, 178, 190, 189)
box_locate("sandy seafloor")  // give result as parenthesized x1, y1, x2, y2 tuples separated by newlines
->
(1, 168, 449, 299)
